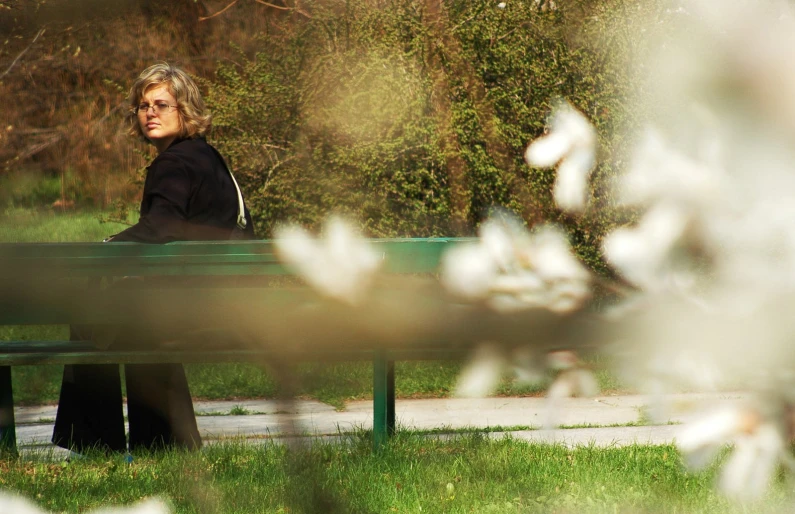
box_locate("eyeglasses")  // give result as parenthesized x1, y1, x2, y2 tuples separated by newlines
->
(135, 101, 178, 116)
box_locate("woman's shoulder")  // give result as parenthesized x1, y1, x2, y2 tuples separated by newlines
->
(147, 149, 184, 174)
(149, 138, 223, 175)
(150, 138, 216, 168)
(165, 137, 213, 156)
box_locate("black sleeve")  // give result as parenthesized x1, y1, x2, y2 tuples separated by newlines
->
(112, 156, 192, 243)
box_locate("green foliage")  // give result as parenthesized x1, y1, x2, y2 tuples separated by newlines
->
(206, 4, 455, 237)
(204, 0, 653, 272)
(447, 0, 649, 271)
(0, 171, 74, 209)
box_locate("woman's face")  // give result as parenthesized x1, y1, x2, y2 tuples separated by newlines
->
(137, 84, 181, 153)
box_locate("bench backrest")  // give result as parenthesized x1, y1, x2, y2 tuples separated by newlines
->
(0, 238, 469, 277)
(0, 239, 474, 327)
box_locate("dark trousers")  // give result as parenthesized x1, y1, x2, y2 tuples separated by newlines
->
(52, 327, 201, 453)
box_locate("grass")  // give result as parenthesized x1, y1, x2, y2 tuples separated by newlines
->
(0, 435, 788, 514)
(227, 405, 252, 416)
(0, 207, 132, 243)
(6, 358, 624, 408)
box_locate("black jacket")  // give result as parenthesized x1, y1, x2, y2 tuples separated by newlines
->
(113, 138, 256, 243)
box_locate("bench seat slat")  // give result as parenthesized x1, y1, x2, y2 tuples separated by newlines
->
(0, 342, 466, 366)
(0, 238, 473, 277)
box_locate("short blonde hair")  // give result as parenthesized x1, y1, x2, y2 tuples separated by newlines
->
(125, 63, 212, 141)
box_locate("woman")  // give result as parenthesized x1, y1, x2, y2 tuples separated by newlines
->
(52, 63, 256, 453)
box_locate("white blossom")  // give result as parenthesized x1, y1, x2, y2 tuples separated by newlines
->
(523, 225, 591, 282)
(618, 128, 723, 208)
(511, 346, 545, 385)
(454, 342, 507, 398)
(274, 216, 381, 305)
(439, 243, 497, 301)
(89, 499, 171, 514)
(546, 350, 599, 399)
(718, 424, 785, 502)
(538, 350, 600, 429)
(547, 368, 599, 399)
(0, 495, 170, 514)
(601, 202, 692, 291)
(441, 217, 591, 313)
(0, 494, 43, 514)
(455, 345, 590, 400)
(676, 407, 748, 469)
(676, 403, 795, 502)
(479, 218, 518, 270)
(524, 102, 596, 212)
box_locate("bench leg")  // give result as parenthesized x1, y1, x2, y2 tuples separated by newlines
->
(387, 360, 395, 436)
(0, 366, 17, 456)
(373, 351, 395, 451)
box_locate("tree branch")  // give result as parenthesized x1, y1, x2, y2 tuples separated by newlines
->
(293, 0, 312, 19)
(0, 29, 45, 80)
(198, 0, 239, 22)
(254, 0, 291, 10)
(255, 0, 311, 18)
(16, 133, 62, 161)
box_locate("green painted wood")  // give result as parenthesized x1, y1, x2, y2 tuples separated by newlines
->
(0, 344, 469, 366)
(0, 350, 273, 366)
(387, 360, 395, 436)
(0, 342, 468, 366)
(0, 366, 16, 456)
(0, 238, 473, 277)
(0, 341, 97, 353)
(0, 286, 317, 325)
(373, 350, 389, 451)
(0, 238, 469, 258)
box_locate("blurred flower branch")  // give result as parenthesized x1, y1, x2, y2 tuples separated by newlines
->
(270, 0, 795, 502)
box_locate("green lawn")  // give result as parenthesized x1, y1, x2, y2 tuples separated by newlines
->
(8, 352, 625, 408)
(9, 360, 570, 408)
(0, 207, 132, 243)
(2, 436, 780, 514)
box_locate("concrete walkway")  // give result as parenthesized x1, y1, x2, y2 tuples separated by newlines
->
(14, 392, 746, 454)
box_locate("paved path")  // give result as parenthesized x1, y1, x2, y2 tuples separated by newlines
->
(15, 392, 747, 455)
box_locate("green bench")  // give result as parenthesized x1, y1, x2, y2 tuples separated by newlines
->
(0, 238, 476, 454)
